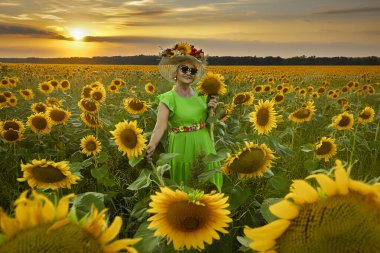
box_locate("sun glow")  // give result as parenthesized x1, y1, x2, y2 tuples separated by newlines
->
(69, 28, 87, 41)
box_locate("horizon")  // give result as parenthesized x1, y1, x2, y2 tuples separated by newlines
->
(1, 0, 379, 58)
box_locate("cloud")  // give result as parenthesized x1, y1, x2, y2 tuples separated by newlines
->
(0, 2, 20, 6)
(314, 7, 380, 15)
(124, 0, 155, 6)
(0, 24, 75, 40)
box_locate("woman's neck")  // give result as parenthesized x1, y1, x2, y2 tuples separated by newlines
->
(175, 83, 194, 97)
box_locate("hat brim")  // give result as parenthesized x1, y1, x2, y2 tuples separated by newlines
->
(158, 55, 205, 83)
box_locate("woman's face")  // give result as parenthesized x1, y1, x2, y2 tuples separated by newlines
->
(175, 62, 197, 84)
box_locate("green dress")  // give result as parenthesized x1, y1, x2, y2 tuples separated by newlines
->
(155, 89, 223, 191)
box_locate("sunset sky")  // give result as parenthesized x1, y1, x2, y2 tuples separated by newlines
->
(0, 0, 379, 58)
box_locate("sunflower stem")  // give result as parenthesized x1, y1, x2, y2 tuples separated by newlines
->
(348, 124, 359, 170)
(208, 108, 215, 145)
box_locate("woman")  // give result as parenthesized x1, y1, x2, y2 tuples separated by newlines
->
(145, 42, 223, 191)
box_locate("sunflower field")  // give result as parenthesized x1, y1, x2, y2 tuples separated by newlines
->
(0, 63, 379, 253)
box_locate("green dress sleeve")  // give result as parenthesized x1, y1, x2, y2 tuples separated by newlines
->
(155, 91, 175, 117)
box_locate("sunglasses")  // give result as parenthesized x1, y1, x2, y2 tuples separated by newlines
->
(179, 65, 198, 75)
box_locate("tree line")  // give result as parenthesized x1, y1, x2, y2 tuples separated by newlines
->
(1, 55, 379, 65)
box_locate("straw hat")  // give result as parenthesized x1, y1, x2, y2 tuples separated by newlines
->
(158, 42, 206, 83)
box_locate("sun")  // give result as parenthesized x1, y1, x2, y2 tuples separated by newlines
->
(69, 28, 87, 41)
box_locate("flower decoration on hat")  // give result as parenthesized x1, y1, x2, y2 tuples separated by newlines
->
(159, 42, 205, 62)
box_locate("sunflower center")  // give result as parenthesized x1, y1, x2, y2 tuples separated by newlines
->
(110, 85, 117, 90)
(82, 100, 97, 112)
(31, 165, 66, 183)
(22, 90, 30, 95)
(167, 201, 209, 232)
(61, 81, 69, 87)
(338, 115, 350, 127)
(256, 108, 270, 126)
(3, 130, 20, 141)
(203, 78, 221, 95)
(85, 141, 97, 151)
(83, 87, 92, 98)
(34, 104, 46, 113)
(359, 111, 371, 119)
(275, 95, 284, 102)
(0, 95, 6, 103)
(120, 129, 137, 148)
(230, 148, 266, 174)
(276, 193, 380, 253)
(50, 110, 66, 122)
(31, 117, 48, 130)
(316, 141, 333, 155)
(4, 122, 20, 131)
(114, 80, 120, 85)
(234, 94, 246, 104)
(293, 108, 311, 119)
(148, 86, 154, 92)
(92, 92, 103, 101)
(42, 84, 50, 90)
(129, 100, 144, 111)
(0, 223, 103, 253)
(1, 80, 7, 85)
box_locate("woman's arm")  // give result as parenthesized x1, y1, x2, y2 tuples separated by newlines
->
(145, 102, 170, 161)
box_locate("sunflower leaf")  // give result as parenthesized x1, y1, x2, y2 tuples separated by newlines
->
(96, 151, 108, 163)
(129, 153, 144, 167)
(260, 198, 282, 223)
(156, 152, 179, 166)
(301, 143, 314, 152)
(127, 169, 152, 190)
(134, 222, 161, 253)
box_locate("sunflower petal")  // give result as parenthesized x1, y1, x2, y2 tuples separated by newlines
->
(307, 174, 337, 197)
(290, 180, 319, 203)
(334, 160, 349, 195)
(269, 200, 299, 220)
(244, 219, 290, 241)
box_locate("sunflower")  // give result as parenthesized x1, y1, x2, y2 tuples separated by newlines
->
(80, 112, 104, 128)
(273, 93, 285, 104)
(288, 101, 315, 123)
(8, 77, 19, 87)
(174, 42, 192, 55)
(81, 85, 93, 98)
(145, 81, 156, 94)
(7, 95, 17, 106)
(196, 72, 227, 96)
(219, 103, 235, 122)
(0, 77, 9, 87)
(110, 78, 125, 86)
(59, 79, 71, 90)
(0, 94, 7, 107)
(0, 191, 141, 253)
(249, 100, 278, 135)
(27, 113, 53, 135)
(18, 159, 79, 189)
(263, 85, 272, 92)
(317, 87, 326, 94)
(244, 160, 380, 253)
(253, 85, 263, 93)
(232, 92, 254, 106)
(1, 129, 23, 143)
(46, 97, 62, 107)
(78, 98, 101, 113)
(46, 106, 71, 125)
(31, 102, 48, 113)
(358, 106, 375, 123)
(48, 79, 59, 88)
(331, 111, 354, 130)
(19, 89, 35, 100)
(147, 187, 232, 250)
(123, 98, 149, 114)
(108, 84, 120, 93)
(110, 120, 147, 159)
(90, 87, 107, 103)
(0, 119, 25, 133)
(38, 82, 54, 94)
(221, 142, 276, 178)
(3, 91, 12, 98)
(314, 137, 337, 161)
(80, 135, 102, 156)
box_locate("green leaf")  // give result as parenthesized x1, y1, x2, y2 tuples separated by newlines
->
(129, 153, 144, 167)
(91, 165, 108, 180)
(300, 143, 314, 152)
(130, 197, 150, 221)
(226, 185, 251, 211)
(70, 162, 85, 173)
(304, 159, 319, 171)
(81, 157, 94, 168)
(260, 198, 282, 223)
(237, 235, 251, 248)
(156, 164, 171, 180)
(134, 222, 161, 253)
(127, 169, 152, 190)
(156, 152, 179, 166)
(97, 151, 108, 163)
(74, 192, 106, 219)
(203, 152, 227, 163)
(263, 169, 274, 178)
(268, 173, 291, 195)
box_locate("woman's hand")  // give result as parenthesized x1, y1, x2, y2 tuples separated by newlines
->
(145, 143, 156, 162)
(208, 95, 218, 109)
